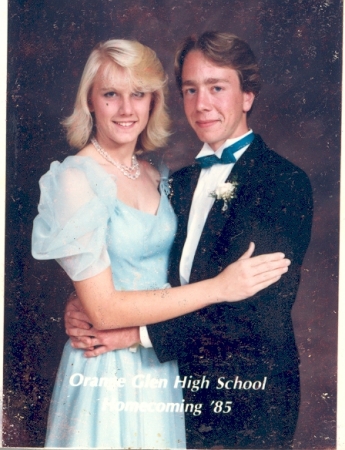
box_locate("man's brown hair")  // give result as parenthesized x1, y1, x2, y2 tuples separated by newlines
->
(174, 31, 261, 97)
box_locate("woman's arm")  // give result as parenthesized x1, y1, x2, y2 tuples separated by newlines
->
(64, 294, 139, 356)
(73, 242, 289, 330)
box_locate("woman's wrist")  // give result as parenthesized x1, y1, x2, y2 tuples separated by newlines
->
(205, 277, 223, 305)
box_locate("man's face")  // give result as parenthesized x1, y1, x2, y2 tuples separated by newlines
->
(181, 51, 255, 151)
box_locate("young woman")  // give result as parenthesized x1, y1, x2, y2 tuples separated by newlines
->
(32, 39, 289, 448)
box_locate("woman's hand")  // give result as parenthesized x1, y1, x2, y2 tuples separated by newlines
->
(215, 242, 290, 302)
(65, 293, 140, 357)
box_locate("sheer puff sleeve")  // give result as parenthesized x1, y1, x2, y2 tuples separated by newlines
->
(32, 156, 117, 281)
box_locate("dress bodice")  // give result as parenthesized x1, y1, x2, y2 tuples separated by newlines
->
(32, 155, 177, 290)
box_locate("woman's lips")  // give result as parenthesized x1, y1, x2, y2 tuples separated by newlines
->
(113, 121, 136, 127)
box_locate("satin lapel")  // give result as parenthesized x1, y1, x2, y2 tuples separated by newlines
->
(189, 135, 267, 283)
(174, 164, 201, 245)
(169, 164, 201, 286)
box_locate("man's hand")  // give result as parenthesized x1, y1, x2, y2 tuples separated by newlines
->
(65, 293, 140, 357)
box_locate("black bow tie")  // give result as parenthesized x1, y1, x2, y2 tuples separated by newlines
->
(196, 133, 254, 169)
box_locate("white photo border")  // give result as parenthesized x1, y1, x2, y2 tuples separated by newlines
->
(0, 2, 342, 448)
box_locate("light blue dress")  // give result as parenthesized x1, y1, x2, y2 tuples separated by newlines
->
(32, 155, 186, 449)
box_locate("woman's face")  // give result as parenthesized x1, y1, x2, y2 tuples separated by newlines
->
(89, 63, 152, 152)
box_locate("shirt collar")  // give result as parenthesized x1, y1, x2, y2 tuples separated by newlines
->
(196, 129, 253, 159)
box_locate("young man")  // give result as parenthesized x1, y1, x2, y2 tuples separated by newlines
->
(66, 32, 313, 448)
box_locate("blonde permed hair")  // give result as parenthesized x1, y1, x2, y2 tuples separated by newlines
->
(62, 39, 171, 151)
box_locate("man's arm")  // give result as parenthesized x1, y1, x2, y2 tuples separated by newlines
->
(147, 165, 313, 364)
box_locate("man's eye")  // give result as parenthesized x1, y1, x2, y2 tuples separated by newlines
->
(213, 86, 222, 92)
(184, 88, 196, 95)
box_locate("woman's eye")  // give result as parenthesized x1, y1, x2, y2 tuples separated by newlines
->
(133, 91, 145, 98)
(104, 91, 116, 98)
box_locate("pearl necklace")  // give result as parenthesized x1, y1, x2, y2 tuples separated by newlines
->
(91, 138, 141, 180)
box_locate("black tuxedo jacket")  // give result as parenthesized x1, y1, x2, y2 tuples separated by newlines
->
(148, 134, 313, 381)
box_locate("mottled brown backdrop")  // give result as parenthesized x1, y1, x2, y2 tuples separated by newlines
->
(4, 0, 341, 448)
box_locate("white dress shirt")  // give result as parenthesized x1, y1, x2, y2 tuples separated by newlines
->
(140, 130, 253, 347)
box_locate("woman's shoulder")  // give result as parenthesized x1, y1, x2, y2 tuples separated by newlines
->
(140, 159, 160, 187)
(139, 160, 173, 196)
(44, 154, 93, 174)
(41, 155, 117, 204)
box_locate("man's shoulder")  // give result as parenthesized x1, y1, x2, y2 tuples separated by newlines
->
(170, 163, 200, 186)
(251, 136, 313, 215)
(253, 134, 310, 181)
(171, 163, 199, 177)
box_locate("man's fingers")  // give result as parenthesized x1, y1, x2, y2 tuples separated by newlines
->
(252, 275, 282, 293)
(67, 326, 95, 338)
(70, 337, 94, 350)
(65, 311, 92, 329)
(253, 258, 291, 275)
(238, 242, 255, 260)
(84, 346, 108, 358)
(250, 252, 287, 266)
(66, 293, 85, 310)
(78, 336, 99, 347)
(252, 266, 288, 286)
(66, 317, 92, 330)
(70, 337, 97, 349)
(66, 310, 91, 322)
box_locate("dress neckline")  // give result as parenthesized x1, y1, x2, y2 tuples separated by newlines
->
(71, 154, 163, 217)
(116, 196, 163, 217)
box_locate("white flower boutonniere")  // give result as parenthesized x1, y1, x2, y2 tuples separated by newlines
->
(209, 181, 238, 212)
